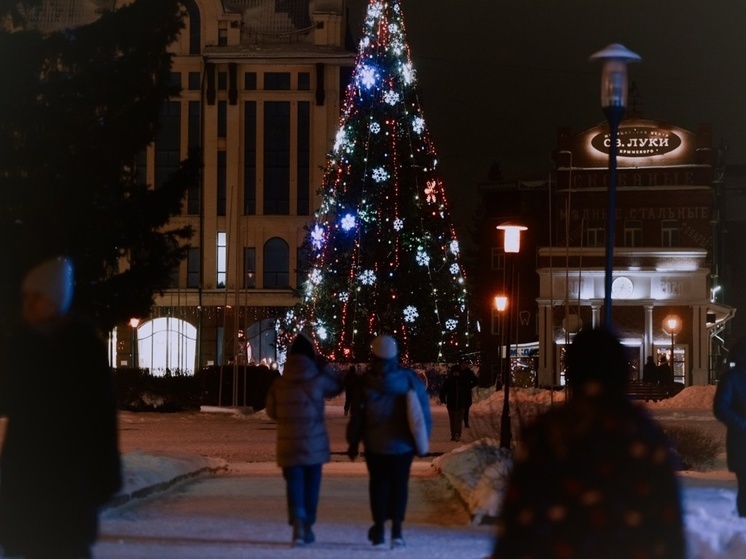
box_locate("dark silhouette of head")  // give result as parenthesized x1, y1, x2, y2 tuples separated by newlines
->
(566, 329, 627, 394)
(729, 336, 746, 368)
(289, 332, 316, 360)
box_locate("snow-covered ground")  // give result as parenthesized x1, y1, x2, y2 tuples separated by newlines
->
(71, 385, 744, 557)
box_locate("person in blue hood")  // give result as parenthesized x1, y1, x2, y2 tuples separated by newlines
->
(265, 332, 344, 547)
(346, 335, 432, 549)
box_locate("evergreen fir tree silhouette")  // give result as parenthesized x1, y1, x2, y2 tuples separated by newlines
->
(282, 0, 469, 364)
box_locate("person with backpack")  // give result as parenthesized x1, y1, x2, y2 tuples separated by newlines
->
(346, 335, 431, 549)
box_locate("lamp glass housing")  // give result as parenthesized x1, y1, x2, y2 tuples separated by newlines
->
(662, 314, 682, 335)
(589, 43, 641, 109)
(494, 295, 508, 312)
(497, 224, 527, 254)
(600, 60, 629, 108)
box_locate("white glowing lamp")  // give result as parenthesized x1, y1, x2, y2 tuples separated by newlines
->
(494, 295, 508, 312)
(496, 222, 527, 254)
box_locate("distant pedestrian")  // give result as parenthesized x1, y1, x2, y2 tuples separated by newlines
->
(714, 336, 746, 516)
(0, 256, 122, 559)
(643, 355, 659, 383)
(492, 328, 685, 559)
(658, 355, 674, 385)
(439, 365, 471, 441)
(344, 365, 361, 416)
(265, 333, 344, 546)
(458, 360, 479, 428)
(346, 335, 432, 548)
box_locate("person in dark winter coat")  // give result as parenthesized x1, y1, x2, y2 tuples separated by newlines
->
(0, 257, 122, 559)
(492, 329, 685, 559)
(458, 360, 479, 428)
(714, 335, 746, 516)
(658, 355, 674, 385)
(439, 365, 472, 441)
(265, 333, 344, 546)
(346, 335, 431, 549)
(343, 365, 361, 416)
(642, 355, 659, 383)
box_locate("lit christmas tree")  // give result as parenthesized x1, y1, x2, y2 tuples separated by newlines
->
(283, 0, 469, 364)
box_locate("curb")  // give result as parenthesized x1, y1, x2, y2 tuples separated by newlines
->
(104, 451, 229, 509)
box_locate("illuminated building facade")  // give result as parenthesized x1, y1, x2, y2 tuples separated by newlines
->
(109, 0, 355, 372)
(478, 116, 734, 387)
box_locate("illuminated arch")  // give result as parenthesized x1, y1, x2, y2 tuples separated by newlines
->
(136, 317, 197, 375)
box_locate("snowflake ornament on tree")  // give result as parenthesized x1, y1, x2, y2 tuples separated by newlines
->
(372, 167, 390, 183)
(384, 90, 400, 106)
(403, 306, 419, 323)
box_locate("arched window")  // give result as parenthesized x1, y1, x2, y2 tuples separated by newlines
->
(263, 237, 289, 288)
(181, 0, 201, 55)
(136, 317, 197, 375)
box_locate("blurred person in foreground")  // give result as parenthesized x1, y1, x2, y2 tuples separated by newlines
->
(492, 328, 685, 559)
(265, 332, 344, 547)
(713, 335, 746, 517)
(346, 335, 431, 548)
(0, 256, 122, 559)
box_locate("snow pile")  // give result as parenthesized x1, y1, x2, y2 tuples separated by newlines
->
(434, 389, 566, 525)
(682, 488, 746, 558)
(432, 438, 512, 524)
(647, 385, 716, 410)
(472, 387, 566, 416)
(465, 388, 566, 444)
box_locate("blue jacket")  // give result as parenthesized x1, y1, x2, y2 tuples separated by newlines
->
(714, 365, 746, 472)
(354, 358, 432, 455)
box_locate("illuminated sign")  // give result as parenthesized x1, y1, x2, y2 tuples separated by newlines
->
(591, 127, 682, 157)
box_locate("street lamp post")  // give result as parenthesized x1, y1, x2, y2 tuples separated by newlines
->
(590, 44, 641, 329)
(128, 318, 141, 369)
(663, 314, 681, 377)
(494, 295, 508, 390)
(496, 222, 527, 449)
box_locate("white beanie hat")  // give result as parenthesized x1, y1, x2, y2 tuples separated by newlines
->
(22, 256, 75, 315)
(371, 335, 397, 360)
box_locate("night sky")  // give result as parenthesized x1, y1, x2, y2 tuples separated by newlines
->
(345, 0, 746, 239)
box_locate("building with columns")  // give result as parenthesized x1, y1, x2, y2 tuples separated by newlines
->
(477, 115, 734, 387)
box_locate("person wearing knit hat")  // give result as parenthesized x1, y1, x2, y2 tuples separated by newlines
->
(265, 333, 344, 546)
(0, 256, 122, 558)
(21, 256, 75, 326)
(346, 334, 432, 548)
(371, 335, 397, 360)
